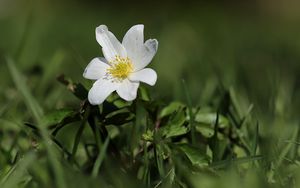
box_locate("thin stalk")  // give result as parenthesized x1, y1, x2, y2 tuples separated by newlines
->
(71, 106, 90, 161)
(91, 135, 110, 177)
(182, 79, 196, 145)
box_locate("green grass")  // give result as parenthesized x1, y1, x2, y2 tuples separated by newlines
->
(1, 1, 300, 188)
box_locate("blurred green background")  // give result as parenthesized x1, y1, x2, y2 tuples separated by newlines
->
(1, 0, 300, 187)
(1, 0, 300, 114)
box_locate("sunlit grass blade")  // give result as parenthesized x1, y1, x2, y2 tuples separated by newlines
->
(92, 135, 110, 177)
(275, 125, 299, 169)
(6, 57, 66, 188)
(252, 121, 259, 155)
(153, 168, 175, 188)
(0, 152, 36, 188)
(6, 57, 43, 120)
(210, 155, 263, 169)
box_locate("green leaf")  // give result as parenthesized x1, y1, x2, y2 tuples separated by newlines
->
(42, 109, 74, 127)
(104, 108, 134, 126)
(106, 93, 132, 108)
(195, 124, 214, 138)
(160, 108, 189, 138)
(159, 102, 184, 118)
(195, 112, 229, 128)
(138, 86, 150, 101)
(177, 144, 210, 167)
(113, 99, 132, 108)
(161, 124, 189, 138)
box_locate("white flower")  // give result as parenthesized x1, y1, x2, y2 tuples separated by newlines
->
(83, 24, 158, 105)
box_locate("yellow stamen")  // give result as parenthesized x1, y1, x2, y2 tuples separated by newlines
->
(107, 56, 133, 81)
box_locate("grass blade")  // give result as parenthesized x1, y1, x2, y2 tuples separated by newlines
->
(210, 155, 263, 169)
(92, 135, 110, 177)
(0, 152, 36, 188)
(6, 57, 66, 188)
(182, 79, 196, 145)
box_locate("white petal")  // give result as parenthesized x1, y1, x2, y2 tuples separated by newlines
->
(96, 25, 127, 61)
(83, 57, 110, 80)
(122, 24, 144, 61)
(116, 79, 139, 101)
(132, 39, 158, 71)
(88, 78, 118, 105)
(129, 68, 157, 86)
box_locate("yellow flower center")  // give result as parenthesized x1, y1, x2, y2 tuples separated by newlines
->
(106, 56, 133, 81)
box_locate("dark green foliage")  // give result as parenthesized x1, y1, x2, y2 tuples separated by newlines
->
(0, 60, 276, 188)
